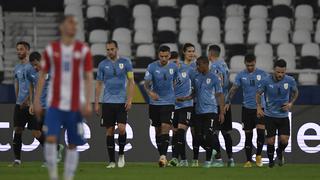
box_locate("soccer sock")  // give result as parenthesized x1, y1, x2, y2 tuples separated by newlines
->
(171, 133, 178, 158)
(278, 141, 288, 153)
(156, 135, 161, 155)
(160, 134, 170, 156)
(118, 133, 127, 155)
(192, 134, 200, 160)
(106, 136, 115, 162)
(176, 129, 186, 160)
(13, 133, 22, 160)
(222, 131, 233, 159)
(267, 144, 275, 163)
(44, 143, 58, 180)
(205, 134, 214, 161)
(36, 133, 45, 147)
(212, 133, 220, 154)
(256, 129, 265, 156)
(64, 149, 79, 180)
(245, 132, 253, 161)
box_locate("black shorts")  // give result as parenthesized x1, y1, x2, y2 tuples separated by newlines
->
(13, 104, 41, 130)
(101, 103, 127, 127)
(242, 107, 265, 130)
(215, 106, 232, 131)
(149, 105, 174, 127)
(265, 116, 290, 138)
(194, 113, 218, 135)
(172, 107, 193, 128)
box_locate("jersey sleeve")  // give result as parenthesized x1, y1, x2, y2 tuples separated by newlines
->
(96, 62, 104, 81)
(83, 46, 93, 72)
(233, 72, 242, 87)
(144, 64, 153, 81)
(41, 46, 51, 72)
(289, 77, 298, 92)
(214, 74, 223, 94)
(257, 78, 266, 94)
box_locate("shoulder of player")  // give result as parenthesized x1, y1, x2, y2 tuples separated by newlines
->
(118, 56, 132, 63)
(284, 74, 296, 83)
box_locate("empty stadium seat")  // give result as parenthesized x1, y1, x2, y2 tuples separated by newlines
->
(136, 44, 156, 58)
(230, 55, 245, 70)
(278, 56, 296, 70)
(134, 17, 153, 32)
(225, 17, 243, 31)
(109, 0, 129, 8)
(158, 0, 177, 7)
(224, 30, 244, 44)
(270, 5, 293, 19)
(277, 43, 296, 57)
(295, 18, 313, 32)
(226, 4, 245, 18)
(295, 5, 313, 19)
(249, 18, 267, 31)
(112, 28, 131, 44)
(272, 17, 291, 31)
(315, 30, 320, 43)
(179, 17, 199, 32)
(181, 4, 199, 18)
(64, 5, 83, 16)
(91, 43, 106, 56)
(254, 43, 273, 57)
(88, 0, 106, 6)
(178, 30, 198, 44)
(133, 4, 152, 18)
(86, 6, 105, 18)
(292, 30, 311, 44)
(134, 30, 153, 44)
(201, 30, 221, 44)
(89, 30, 109, 43)
(118, 43, 132, 57)
(256, 56, 273, 71)
(157, 31, 177, 44)
(229, 72, 237, 83)
(270, 29, 289, 44)
(299, 56, 319, 69)
(247, 30, 267, 44)
(157, 17, 176, 32)
(301, 43, 320, 57)
(298, 72, 318, 85)
(249, 5, 268, 19)
(64, 0, 82, 5)
(316, 20, 320, 30)
(201, 16, 220, 31)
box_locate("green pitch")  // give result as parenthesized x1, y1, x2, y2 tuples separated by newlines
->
(1, 162, 319, 180)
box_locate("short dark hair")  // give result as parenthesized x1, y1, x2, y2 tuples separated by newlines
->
(182, 43, 195, 52)
(16, 41, 30, 50)
(196, 56, 209, 64)
(29, 51, 41, 62)
(106, 40, 118, 48)
(159, 45, 170, 52)
(274, 59, 287, 68)
(244, 54, 256, 63)
(170, 51, 179, 59)
(208, 44, 221, 56)
(60, 14, 75, 24)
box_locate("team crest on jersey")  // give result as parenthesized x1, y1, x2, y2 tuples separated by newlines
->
(284, 83, 289, 90)
(206, 78, 211, 84)
(119, 63, 124, 69)
(181, 72, 187, 78)
(169, 68, 174, 75)
(257, 75, 261, 81)
(74, 51, 81, 59)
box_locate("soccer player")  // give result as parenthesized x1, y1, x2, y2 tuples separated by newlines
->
(189, 56, 225, 168)
(207, 45, 234, 167)
(168, 43, 196, 167)
(34, 15, 93, 180)
(225, 54, 268, 167)
(9, 41, 39, 167)
(94, 40, 135, 168)
(27, 51, 64, 166)
(144, 45, 178, 167)
(256, 59, 299, 168)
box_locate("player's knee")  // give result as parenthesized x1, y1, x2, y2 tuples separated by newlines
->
(68, 144, 77, 150)
(267, 137, 275, 145)
(46, 136, 57, 143)
(117, 124, 126, 135)
(161, 123, 171, 134)
(32, 130, 41, 138)
(178, 124, 188, 130)
(280, 136, 289, 144)
(106, 127, 115, 136)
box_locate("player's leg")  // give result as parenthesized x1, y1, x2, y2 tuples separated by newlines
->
(190, 110, 200, 167)
(255, 117, 265, 167)
(242, 107, 255, 167)
(221, 107, 234, 167)
(276, 117, 290, 166)
(29, 111, 45, 147)
(176, 108, 191, 167)
(168, 110, 179, 167)
(63, 111, 86, 180)
(116, 103, 128, 168)
(265, 116, 276, 168)
(44, 108, 62, 180)
(202, 114, 215, 168)
(149, 105, 162, 155)
(211, 114, 223, 168)
(101, 103, 116, 168)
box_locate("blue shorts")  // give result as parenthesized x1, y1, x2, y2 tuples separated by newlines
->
(44, 107, 86, 146)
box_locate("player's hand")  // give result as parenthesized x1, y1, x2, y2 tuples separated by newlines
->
(34, 100, 43, 120)
(125, 99, 132, 111)
(29, 104, 34, 115)
(82, 103, 92, 119)
(149, 91, 159, 101)
(224, 103, 231, 112)
(219, 113, 225, 124)
(257, 107, 264, 118)
(20, 98, 29, 109)
(94, 102, 101, 116)
(281, 102, 292, 112)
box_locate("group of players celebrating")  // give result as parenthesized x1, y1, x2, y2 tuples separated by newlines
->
(9, 14, 299, 180)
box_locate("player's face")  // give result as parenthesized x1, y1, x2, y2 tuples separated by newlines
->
(31, 60, 41, 72)
(16, 44, 28, 60)
(196, 61, 208, 73)
(184, 47, 195, 61)
(159, 51, 170, 66)
(245, 61, 256, 73)
(60, 16, 77, 38)
(274, 66, 286, 81)
(106, 43, 118, 59)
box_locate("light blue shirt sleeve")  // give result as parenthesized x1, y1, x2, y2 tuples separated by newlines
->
(144, 64, 153, 81)
(96, 62, 104, 81)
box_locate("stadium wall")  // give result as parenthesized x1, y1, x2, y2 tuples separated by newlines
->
(0, 104, 319, 163)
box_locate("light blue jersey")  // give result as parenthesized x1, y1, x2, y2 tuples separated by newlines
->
(14, 63, 31, 105)
(190, 70, 223, 114)
(174, 61, 196, 109)
(210, 59, 230, 99)
(234, 68, 267, 109)
(144, 61, 178, 105)
(257, 75, 298, 118)
(96, 57, 133, 104)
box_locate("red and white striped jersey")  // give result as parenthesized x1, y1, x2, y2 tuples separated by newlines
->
(41, 40, 93, 111)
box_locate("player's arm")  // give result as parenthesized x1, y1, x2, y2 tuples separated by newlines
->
(29, 82, 35, 115)
(34, 70, 46, 119)
(256, 90, 264, 118)
(83, 71, 93, 117)
(282, 83, 299, 111)
(144, 79, 159, 101)
(94, 80, 103, 116)
(225, 84, 239, 111)
(14, 79, 19, 101)
(125, 71, 135, 111)
(215, 92, 225, 124)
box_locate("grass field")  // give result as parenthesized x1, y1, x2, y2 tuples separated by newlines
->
(1, 162, 319, 180)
